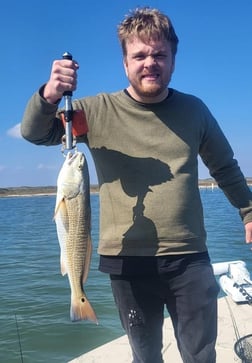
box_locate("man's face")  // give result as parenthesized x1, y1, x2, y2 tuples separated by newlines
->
(123, 36, 175, 103)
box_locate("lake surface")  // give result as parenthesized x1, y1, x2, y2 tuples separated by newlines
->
(1, 189, 252, 363)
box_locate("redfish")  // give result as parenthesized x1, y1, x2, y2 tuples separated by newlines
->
(54, 151, 97, 323)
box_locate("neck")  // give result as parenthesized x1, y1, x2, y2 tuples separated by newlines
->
(126, 86, 169, 104)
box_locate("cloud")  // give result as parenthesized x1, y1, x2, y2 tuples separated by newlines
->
(7, 123, 22, 139)
(37, 163, 58, 170)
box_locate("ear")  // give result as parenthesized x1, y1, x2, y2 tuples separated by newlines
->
(171, 57, 176, 74)
(123, 57, 129, 77)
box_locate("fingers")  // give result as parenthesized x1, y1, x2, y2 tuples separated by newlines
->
(53, 59, 79, 90)
(51, 59, 79, 93)
(246, 232, 252, 244)
(44, 59, 79, 104)
(245, 221, 252, 245)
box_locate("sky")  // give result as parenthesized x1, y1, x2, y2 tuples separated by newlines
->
(0, 0, 251, 187)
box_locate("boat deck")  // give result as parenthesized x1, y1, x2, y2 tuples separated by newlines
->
(69, 296, 252, 363)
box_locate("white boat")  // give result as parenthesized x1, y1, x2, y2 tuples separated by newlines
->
(214, 260, 252, 304)
(69, 261, 252, 363)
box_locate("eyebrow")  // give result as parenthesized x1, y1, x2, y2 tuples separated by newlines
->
(131, 49, 168, 58)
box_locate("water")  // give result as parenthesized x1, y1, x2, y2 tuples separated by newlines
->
(1, 189, 252, 363)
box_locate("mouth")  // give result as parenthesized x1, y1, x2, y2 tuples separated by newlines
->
(142, 73, 159, 81)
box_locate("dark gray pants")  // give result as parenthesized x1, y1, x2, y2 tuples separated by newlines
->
(110, 260, 219, 363)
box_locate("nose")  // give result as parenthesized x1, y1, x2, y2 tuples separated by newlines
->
(144, 55, 157, 67)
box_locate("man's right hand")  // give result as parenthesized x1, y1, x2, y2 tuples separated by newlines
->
(43, 59, 79, 104)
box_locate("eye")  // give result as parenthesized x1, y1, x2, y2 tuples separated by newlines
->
(133, 54, 145, 61)
(154, 53, 167, 60)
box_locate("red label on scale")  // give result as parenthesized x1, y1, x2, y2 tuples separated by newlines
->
(60, 110, 89, 137)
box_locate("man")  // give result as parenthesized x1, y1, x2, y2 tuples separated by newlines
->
(21, 7, 252, 363)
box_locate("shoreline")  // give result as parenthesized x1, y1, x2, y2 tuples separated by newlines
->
(0, 185, 99, 198)
(0, 179, 251, 198)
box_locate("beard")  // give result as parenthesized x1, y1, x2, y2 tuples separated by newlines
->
(128, 73, 171, 100)
(138, 84, 164, 98)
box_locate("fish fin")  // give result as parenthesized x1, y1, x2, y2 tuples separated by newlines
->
(54, 196, 66, 219)
(60, 255, 68, 276)
(70, 294, 98, 324)
(82, 235, 92, 284)
(55, 199, 69, 275)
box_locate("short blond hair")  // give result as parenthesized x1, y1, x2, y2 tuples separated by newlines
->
(118, 7, 179, 57)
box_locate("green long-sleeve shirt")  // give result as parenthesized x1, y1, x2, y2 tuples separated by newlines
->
(21, 88, 252, 256)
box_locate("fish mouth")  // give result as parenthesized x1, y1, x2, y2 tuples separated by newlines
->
(66, 151, 84, 166)
(66, 151, 77, 159)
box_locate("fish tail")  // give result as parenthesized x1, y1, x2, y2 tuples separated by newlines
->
(70, 295, 98, 324)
